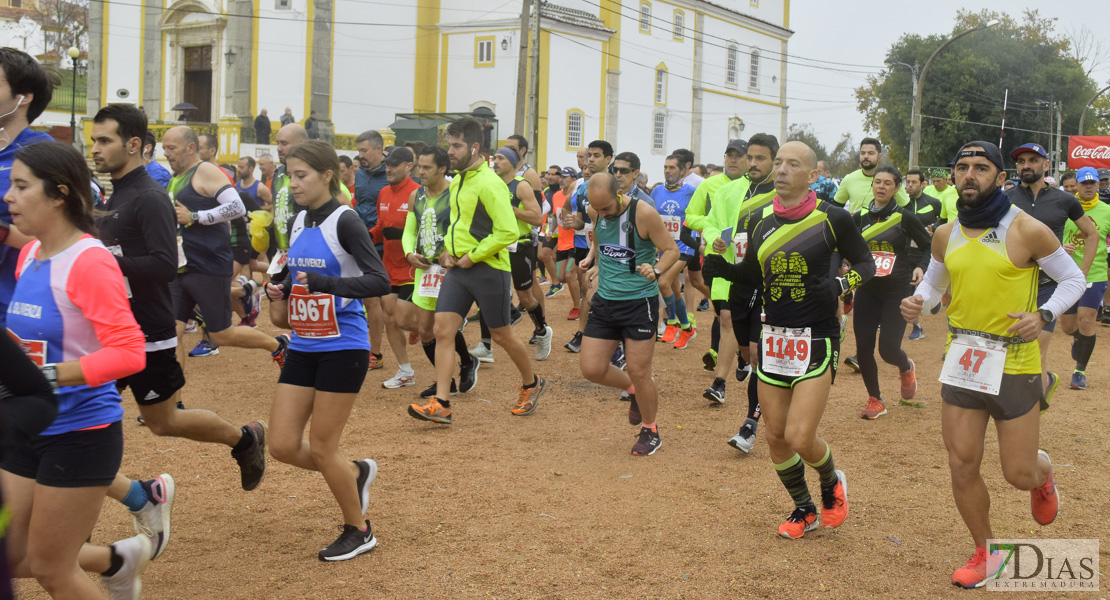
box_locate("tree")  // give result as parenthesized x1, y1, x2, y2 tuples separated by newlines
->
(786, 123, 856, 178)
(855, 9, 1098, 170)
(31, 0, 88, 63)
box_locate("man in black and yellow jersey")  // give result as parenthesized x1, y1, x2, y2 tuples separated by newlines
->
(705, 141, 874, 540)
(901, 141, 1084, 589)
(407, 117, 547, 425)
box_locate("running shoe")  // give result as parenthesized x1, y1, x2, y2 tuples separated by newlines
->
(931, 301, 942, 315)
(702, 349, 718, 371)
(610, 342, 626, 370)
(844, 355, 860, 372)
(820, 470, 849, 528)
(1069, 370, 1087, 390)
(839, 314, 848, 343)
(536, 276, 548, 285)
(232, 421, 267, 491)
(469, 343, 494, 363)
(408, 398, 452, 424)
(188, 339, 219, 357)
(354, 459, 378, 517)
(420, 379, 458, 399)
(1043, 371, 1060, 413)
(510, 306, 524, 327)
(736, 363, 752, 382)
(626, 394, 641, 426)
(318, 521, 376, 562)
(778, 505, 819, 539)
(674, 327, 697, 349)
(382, 369, 416, 389)
(696, 298, 710, 311)
(528, 332, 538, 345)
(101, 534, 153, 600)
(184, 319, 197, 334)
(271, 334, 289, 368)
(1031, 449, 1058, 526)
(703, 377, 726, 404)
(367, 353, 384, 371)
(567, 307, 581, 321)
(952, 546, 1005, 589)
(908, 324, 925, 340)
(461, 310, 482, 331)
(130, 474, 175, 560)
(660, 323, 679, 343)
(240, 280, 256, 316)
(545, 283, 563, 298)
(459, 357, 480, 393)
(860, 396, 887, 420)
(727, 418, 758, 453)
(536, 325, 554, 361)
(1100, 306, 1110, 325)
(842, 291, 854, 314)
(900, 359, 917, 400)
(631, 426, 661, 456)
(657, 320, 666, 340)
(512, 376, 546, 416)
(564, 331, 582, 353)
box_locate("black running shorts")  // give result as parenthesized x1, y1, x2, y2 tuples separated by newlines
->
(756, 336, 839, 389)
(1, 421, 123, 487)
(573, 246, 589, 265)
(941, 374, 1042, 421)
(729, 290, 762, 347)
(117, 348, 186, 406)
(584, 295, 659, 341)
(172, 272, 233, 332)
(391, 283, 414, 303)
(684, 246, 702, 272)
(436, 262, 513, 328)
(278, 349, 370, 393)
(510, 244, 537, 291)
(556, 248, 573, 263)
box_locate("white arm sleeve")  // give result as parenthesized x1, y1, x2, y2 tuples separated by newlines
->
(198, 185, 247, 225)
(914, 256, 950, 312)
(1036, 247, 1086, 319)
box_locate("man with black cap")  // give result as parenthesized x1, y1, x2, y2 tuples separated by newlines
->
(1005, 141, 1098, 405)
(1099, 167, 1110, 203)
(901, 141, 1083, 588)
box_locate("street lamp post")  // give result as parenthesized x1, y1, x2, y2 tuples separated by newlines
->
(1078, 84, 1110, 136)
(884, 59, 918, 164)
(909, 20, 1000, 169)
(67, 46, 80, 147)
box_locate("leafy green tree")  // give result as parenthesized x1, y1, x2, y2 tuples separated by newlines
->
(787, 124, 856, 178)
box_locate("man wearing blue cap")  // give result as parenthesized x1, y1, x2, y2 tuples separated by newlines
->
(1059, 167, 1110, 389)
(1005, 142, 1098, 405)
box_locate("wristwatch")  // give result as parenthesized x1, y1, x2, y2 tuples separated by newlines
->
(1037, 308, 1054, 324)
(42, 363, 58, 390)
(190, 211, 199, 224)
(653, 267, 662, 279)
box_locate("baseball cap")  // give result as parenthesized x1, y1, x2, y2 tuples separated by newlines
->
(1076, 166, 1100, 183)
(559, 167, 578, 178)
(1098, 167, 1110, 181)
(384, 147, 414, 166)
(1009, 142, 1048, 160)
(954, 141, 1006, 173)
(726, 139, 748, 154)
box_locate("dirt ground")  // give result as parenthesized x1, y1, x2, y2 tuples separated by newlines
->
(13, 284, 1110, 599)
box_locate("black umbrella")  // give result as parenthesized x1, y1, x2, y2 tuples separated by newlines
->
(171, 102, 197, 111)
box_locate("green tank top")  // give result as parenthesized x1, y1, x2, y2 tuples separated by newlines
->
(595, 197, 658, 301)
(508, 176, 534, 241)
(412, 186, 451, 261)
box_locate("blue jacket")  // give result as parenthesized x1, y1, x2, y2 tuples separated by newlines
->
(353, 162, 388, 231)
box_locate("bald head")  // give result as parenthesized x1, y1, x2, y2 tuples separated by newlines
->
(780, 141, 818, 170)
(276, 124, 308, 163)
(162, 126, 200, 174)
(587, 172, 625, 217)
(773, 141, 820, 202)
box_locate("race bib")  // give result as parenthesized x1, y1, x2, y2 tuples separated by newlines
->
(734, 232, 749, 261)
(106, 244, 132, 299)
(661, 215, 682, 241)
(939, 334, 1006, 395)
(761, 325, 812, 377)
(176, 236, 188, 268)
(418, 264, 446, 299)
(8, 330, 47, 367)
(872, 251, 896, 277)
(267, 249, 288, 275)
(507, 241, 519, 253)
(287, 283, 340, 339)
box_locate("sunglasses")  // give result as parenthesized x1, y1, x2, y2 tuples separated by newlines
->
(611, 167, 634, 175)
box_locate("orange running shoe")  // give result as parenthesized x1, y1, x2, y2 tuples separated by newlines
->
(367, 353, 384, 371)
(860, 396, 887, 420)
(567, 307, 581, 321)
(1031, 449, 1059, 526)
(674, 327, 697, 349)
(900, 359, 917, 400)
(952, 546, 1004, 588)
(407, 398, 452, 424)
(660, 323, 680, 343)
(511, 376, 546, 416)
(778, 506, 818, 539)
(821, 470, 849, 528)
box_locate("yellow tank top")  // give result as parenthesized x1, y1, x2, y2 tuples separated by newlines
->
(944, 206, 1040, 374)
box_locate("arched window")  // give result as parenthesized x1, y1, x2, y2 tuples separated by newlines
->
(566, 110, 584, 149)
(749, 48, 760, 90)
(726, 43, 738, 86)
(639, 2, 651, 33)
(655, 63, 667, 105)
(673, 10, 684, 40)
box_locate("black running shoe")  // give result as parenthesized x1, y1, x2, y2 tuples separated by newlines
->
(631, 426, 661, 456)
(703, 377, 726, 404)
(459, 357, 480, 394)
(510, 306, 524, 327)
(232, 421, 267, 491)
(318, 521, 377, 562)
(844, 356, 860, 372)
(420, 379, 458, 399)
(627, 394, 641, 426)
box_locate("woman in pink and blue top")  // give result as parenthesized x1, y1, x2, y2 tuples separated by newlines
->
(1, 142, 150, 598)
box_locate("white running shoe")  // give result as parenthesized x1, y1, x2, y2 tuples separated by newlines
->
(129, 474, 175, 559)
(101, 534, 153, 600)
(469, 343, 494, 364)
(535, 326, 554, 361)
(382, 369, 416, 389)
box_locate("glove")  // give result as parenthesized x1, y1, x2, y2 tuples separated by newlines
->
(703, 254, 736, 282)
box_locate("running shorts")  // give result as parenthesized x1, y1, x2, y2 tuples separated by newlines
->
(278, 349, 370, 393)
(510, 244, 537, 291)
(941, 373, 1042, 420)
(436, 262, 513, 329)
(1064, 281, 1108, 315)
(584, 295, 659, 342)
(117, 348, 186, 406)
(756, 336, 839, 388)
(1, 421, 123, 487)
(172, 272, 233, 332)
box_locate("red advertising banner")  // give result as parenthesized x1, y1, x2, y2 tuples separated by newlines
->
(1068, 136, 1110, 169)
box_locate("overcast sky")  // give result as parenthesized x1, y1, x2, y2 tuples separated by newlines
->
(787, 0, 1110, 151)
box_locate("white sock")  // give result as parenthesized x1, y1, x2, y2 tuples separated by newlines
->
(399, 363, 413, 375)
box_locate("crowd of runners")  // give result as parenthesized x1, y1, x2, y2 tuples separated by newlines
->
(0, 43, 1104, 597)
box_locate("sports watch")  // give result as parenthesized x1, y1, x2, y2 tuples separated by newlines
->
(1037, 308, 1054, 324)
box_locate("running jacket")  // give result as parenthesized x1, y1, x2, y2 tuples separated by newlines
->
(686, 172, 733, 232)
(851, 203, 932, 292)
(370, 177, 420, 285)
(444, 160, 517, 272)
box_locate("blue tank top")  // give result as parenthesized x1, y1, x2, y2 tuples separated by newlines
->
(650, 183, 696, 255)
(570, 181, 593, 249)
(236, 179, 261, 205)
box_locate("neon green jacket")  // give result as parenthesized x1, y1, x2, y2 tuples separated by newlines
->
(686, 172, 733, 232)
(445, 160, 516, 272)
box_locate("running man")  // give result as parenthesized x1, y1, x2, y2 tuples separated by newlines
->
(1059, 166, 1110, 390)
(552, 167, 581, 309)
(900, 141, 1081, 588)
(849, 165, 932, 419)
(651, 154, 698, 349)
(578, 172, 679, 455)
(927, 169, 960, 223)
(408, 117, 547, 424)
(904, 168, 942, 340)
(704, 141, 873, 537)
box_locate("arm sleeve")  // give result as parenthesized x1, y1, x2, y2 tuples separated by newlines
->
(0, 332, 58, 459)
(914, 256, 951, 312)
(901, 211, 934, 271)
(1036, 247, 1086, 319)
(197, 185, 247, 225)
(401, 210, 418, 255)
(468, 180, 519, 264)
(116, 194, 178, 283)
(66, 249, 147, 387)
(685, 184, 709, 232)
(305, 211, 391, 299)
(830, 208, 876, 290)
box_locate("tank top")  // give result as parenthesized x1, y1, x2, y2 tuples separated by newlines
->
(594, 198, 658, 301)
(236, 179, 261, 205)
(507, 177, 534, 242)
(412, 186, 451, 261)
(287, 206, 371, 353)
(168, 164, 233, 276)
(944, 206, 1039, 374)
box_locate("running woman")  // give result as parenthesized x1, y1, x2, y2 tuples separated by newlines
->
(901, 141, 1082, 588)
(403, 146, 480, 399)
(1059, 166, 1110, 390)
(704, 141, 874, 538)
(408, 117, 547, 424)
(578, 172, 679, 455)
(264, 140, 390, 561)
(2, 142, 152, 598)
(849, 165, 932, 419)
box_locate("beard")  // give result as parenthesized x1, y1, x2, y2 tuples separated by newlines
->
(860, 159, 876, 170)
(959, 181, 998, 206)
(452, 148, 474, 172)
(1018, 169, 1041, 184)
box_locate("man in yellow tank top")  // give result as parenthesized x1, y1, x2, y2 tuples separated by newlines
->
(900, 142, 1085, 589)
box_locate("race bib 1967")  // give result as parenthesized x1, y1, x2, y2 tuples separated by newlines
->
(288, 283, 340, 339)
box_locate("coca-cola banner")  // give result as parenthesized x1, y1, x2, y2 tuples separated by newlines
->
(1068, 136, 1110, 169)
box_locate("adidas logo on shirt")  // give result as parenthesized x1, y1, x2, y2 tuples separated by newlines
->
(144, 390, 160, 401)
(981, 231, 1001, 244)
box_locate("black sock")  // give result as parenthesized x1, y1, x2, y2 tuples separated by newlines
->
(139, 479, 156, 502)
(372, 352, 382, 360)
(479, 316, 491, 350)
(1076, 333, 1096, 371)
(454, 331, 474, 369)
(523, 375, 538, 389)
(439, 398, 450, 407)
(747, 376, 760, 421)
(538, 262, 546, 278)
(737, 352, 749, 370)
(422, 340, 436, 365)
(232, 427, 253, 452)
(527, 302, 546, 331)
(102, 546, 124, 577)
(1071, 333, 1081, 361)
(711, 317, 720, 352)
